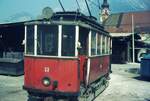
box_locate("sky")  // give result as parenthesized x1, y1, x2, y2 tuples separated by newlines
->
(0, 0, 150, 24)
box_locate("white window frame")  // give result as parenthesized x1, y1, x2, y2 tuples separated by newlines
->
(75, 26, 79, 57)
(108, 37, 110, 54)
(34, 25, 37, 56)
(24, 26, 27, 54)
(95, 33, 98, 55)
(100, 35, 103, 55)
(86, 30, 92, 85)
(58, 25, 62, 57)
(88, 31, 92, 56)
(105, 36, 107, 54)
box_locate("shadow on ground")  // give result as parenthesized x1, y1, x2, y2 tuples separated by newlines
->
(145, 98, 150, 101)
(125, 68, 140, 74)
(134, 76, 150, 82)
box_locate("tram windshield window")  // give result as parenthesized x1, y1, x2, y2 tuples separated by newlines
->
(26, 25, 34, 55)
(91, 31, 96, 55)
(62, 25, 75, 56)
(37, 25, 58, 56)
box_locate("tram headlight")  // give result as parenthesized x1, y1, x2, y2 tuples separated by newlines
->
(42, 77, 51, 87)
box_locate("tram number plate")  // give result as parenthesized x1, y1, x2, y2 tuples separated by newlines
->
(44, 67, 50, 72)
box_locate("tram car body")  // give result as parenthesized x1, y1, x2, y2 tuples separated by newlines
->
(23, 12, 111, 101)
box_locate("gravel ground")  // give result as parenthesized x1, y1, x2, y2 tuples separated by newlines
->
(0, 63, 150, 101)
(0, 76, 27, 101)
(95, 63, 150, 101)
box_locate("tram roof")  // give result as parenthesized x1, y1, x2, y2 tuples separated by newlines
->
(52, 12, 104, 29)
(25, 11, 109, 35)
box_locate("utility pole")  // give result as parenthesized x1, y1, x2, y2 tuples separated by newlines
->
(132, 14, 135, 63)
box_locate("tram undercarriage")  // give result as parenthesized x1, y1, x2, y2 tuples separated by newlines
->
(27, 74, 109, 101)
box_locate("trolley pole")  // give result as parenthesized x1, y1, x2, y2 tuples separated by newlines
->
(132, 14, 135, 63)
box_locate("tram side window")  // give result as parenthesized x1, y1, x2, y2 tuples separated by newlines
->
(91, 31, 96, 55)
(97, 34, 101, 55)
(110, 38, 112, 54)
(26, 25, 34, 55)
(107, 37, 110, 54)
(62, 25, 75, 56)
(102, 35, 105, 54)
(105, 36, 107, 54)
(37, 25, 58, 56)
(79, 27, 89, 55)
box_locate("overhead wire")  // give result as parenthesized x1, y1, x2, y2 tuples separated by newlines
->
(58, 0, 65, 12)
(88, 0, 101, 9)
(75, 0, 81, 11)
(97, 0, 101, 9)
(85, 0, 92, 16)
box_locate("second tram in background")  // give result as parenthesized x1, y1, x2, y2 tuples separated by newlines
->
(23, 11, 112, 101)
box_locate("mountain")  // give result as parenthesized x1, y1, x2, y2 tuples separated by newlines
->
(9, 12, 33, 22)
(0, 0, 150, 24)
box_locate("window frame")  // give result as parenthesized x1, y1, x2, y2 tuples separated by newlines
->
(97, 34, 101, 55)
(25, 24, 111, 58)
(25, 24, 79, 58)
(88, 30, 111, 57)
(61, 25, 76, 57)
(25, 25, 35, 55)
(91, 30, 97, 56)
(36, 24, 58, 56)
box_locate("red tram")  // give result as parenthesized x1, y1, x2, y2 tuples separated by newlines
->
(23, 12, 112, 101)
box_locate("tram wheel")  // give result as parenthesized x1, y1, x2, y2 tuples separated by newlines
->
(68, 97, 79, 101)
(52, 97, 78, 101)
(28, 95, 44, 101)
